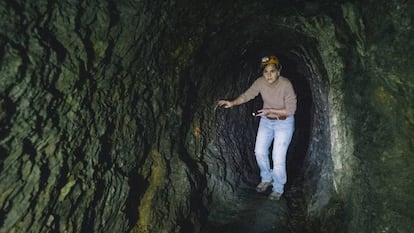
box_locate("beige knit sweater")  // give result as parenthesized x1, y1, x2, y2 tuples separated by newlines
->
(240, 76, 297, 115)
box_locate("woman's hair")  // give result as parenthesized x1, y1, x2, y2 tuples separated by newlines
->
(261, 55, 282, 70)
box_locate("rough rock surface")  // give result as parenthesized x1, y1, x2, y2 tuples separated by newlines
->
(0, 0, 413, 233)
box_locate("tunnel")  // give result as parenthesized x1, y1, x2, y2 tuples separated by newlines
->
(196, 35, 316, 232)
(0, 0, 413, 233)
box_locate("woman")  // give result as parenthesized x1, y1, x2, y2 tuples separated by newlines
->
(218, 55, 296, 200)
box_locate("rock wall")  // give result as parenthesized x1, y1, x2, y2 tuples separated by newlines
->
(0, 1, 207, 232)
(0, 0, 413, 233)
(343, 1, 414, 232)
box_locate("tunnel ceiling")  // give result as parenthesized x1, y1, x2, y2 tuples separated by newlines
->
(0, 0, 413, 233)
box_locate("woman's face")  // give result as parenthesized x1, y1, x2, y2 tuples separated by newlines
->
(263, 64, 279, 84)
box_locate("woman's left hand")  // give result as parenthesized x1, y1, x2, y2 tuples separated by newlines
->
(255, 108, 272, 116)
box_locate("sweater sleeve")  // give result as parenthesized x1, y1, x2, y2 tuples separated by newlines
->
(284, 81, 297, 115)
(240, 79, 261, 102)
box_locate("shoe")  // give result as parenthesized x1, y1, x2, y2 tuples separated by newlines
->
(256, 182, 272, 193)
(268, 191, 282, 200)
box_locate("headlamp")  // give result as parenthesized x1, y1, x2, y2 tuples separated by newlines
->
(260, 55, 280, 67)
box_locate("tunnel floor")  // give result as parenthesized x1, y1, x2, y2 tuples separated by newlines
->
(204, 179, 307, 233)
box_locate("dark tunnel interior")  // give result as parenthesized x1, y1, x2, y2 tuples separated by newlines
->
(204, 57, 314, 232)
(211, 52, 314, 184)
(1, 1, 413, 233)
(181, 22, 327, 232)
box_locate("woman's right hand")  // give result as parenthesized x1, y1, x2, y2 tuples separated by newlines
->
(217, 100, 233, 108)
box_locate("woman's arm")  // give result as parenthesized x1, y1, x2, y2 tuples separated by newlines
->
(217, 96, 247, 108)
(269, 108, 288, 116)
(218, 78, 261, 108)
(255, 108, 288, 117)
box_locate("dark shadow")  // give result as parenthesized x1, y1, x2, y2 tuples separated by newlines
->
(124, 171, 149, 230)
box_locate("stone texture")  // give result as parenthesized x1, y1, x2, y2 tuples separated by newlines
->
(0, 0, 413, 233)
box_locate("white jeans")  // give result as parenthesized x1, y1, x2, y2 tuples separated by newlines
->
(254, 116, 295, 193)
